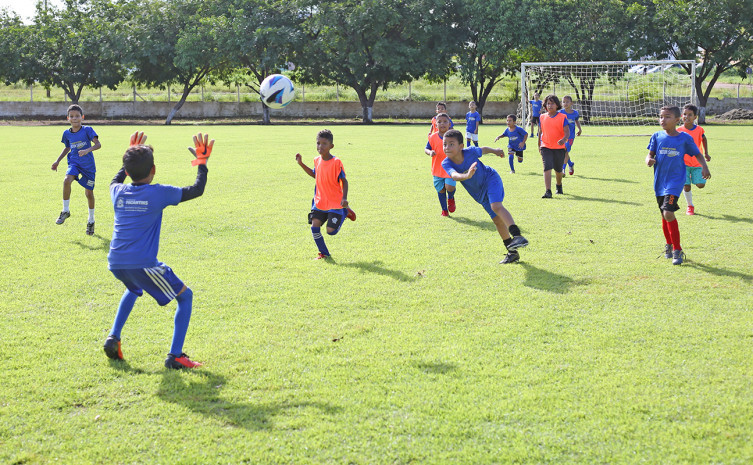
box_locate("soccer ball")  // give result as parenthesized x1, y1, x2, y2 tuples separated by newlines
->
(259, 74, 295, 109)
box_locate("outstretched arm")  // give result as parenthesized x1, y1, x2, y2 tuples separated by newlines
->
(295, 153, 315, 178)
(449, 162, 478, 181)
(51, 147, 70, 171)
(481, 147, 505, 157)
(182, 132, 213, 202)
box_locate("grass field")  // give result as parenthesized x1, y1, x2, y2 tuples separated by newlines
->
(1, 123, 752, 464)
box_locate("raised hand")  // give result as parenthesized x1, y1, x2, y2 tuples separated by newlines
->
(129, 132, 147, 146)
(189, 133, 214, 166)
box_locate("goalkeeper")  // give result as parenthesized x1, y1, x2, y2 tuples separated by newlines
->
(103, 131, 213, 370)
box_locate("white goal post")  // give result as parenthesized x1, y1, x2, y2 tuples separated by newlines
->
(520, 60, 697, 128)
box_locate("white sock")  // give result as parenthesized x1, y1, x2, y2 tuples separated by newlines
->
(63, 200, 70, 212)
(684, 191, 693, 206)
(88, 209, 95, 223)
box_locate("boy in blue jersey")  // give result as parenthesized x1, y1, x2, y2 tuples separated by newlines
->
(104, 131, 213, 369)
(528, 93, 543, 137)
(646, 107, 710, 265)
(465, 101, 481, 147)
(51, 104, 101, 235)
(441, 129, 529, 264)
(559, 96, 581, 176)
(494, 114, 528, 174)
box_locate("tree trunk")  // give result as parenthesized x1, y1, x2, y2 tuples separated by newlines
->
(262, 104, 271, 125)
(166, 87, 191, 125)
(361, 105, 373, 124)
(696, 78, 709, 124)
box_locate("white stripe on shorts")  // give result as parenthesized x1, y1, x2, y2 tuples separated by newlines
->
(145, 266, 177, 300)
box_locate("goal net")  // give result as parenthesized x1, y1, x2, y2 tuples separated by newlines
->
(520, 61, 696, 131)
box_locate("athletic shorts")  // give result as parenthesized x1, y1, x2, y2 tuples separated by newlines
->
(110, 262, 184, 306)
(656, 194, 680, 213)
(466, 132, 479, 142)
(565, 138, 575, 153)
(309, 208, 347, 234)
(508, 149, 524, 159)
(531, 116, 540, 124)
(66, 164, 96, 190)
(433, 176, 456, 192)
(540, 147, 566, 171)
(479, 173, 505, 219)
(685, 166, 705, 186)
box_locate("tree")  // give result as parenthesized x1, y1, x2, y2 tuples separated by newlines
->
(127, 0, 228, 125)
(22, 0, 128, 103)
(628, 0, 753, 122)
(0, 10, 27, 85)
(297, 0, 451, 123)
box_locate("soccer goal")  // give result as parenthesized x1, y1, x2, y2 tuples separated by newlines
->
(520, 60, 696, 131)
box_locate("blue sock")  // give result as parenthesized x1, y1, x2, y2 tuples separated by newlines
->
(568, 159, 574, 167)
(473, 141, 478, 147)
(438, 192, 448, 211)
(509, 154, 515, 171)
(447, 189, 455, 200)
(311, 226, 330, 255)
(110, 289, 138, 338)
(467, 140, 471, 147)
(170, 287, 193, 356)
(562, 163, 567, 171)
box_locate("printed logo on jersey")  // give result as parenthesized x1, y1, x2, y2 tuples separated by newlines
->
(70, 140, 88, 150)
(658, 147, 681, 157)
(117, 197, 124, 208)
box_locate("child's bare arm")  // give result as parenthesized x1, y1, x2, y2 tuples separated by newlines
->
(702, 134, 710, 161)
(51, 147, 70, 171)
(520, 134, 528, 148)
(494, 134, 507, 142)
(341, 177, 349, 208)
(646, 150, 656, 167)
(450, 162, 477, 181)
(295, 153, 315, 178)
(575, 120, 582, 136)
(695, 153, 711, 179)
(78, 137, 101, 157)
(481, 147, 505, 157)
(559, 126, 571, 146)
(425, 147, 436, 156)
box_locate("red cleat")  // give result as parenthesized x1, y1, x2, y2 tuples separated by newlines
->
(346, 207, 356, 221)
(569, 165, 574, 176)
(686, 205, 695, 215)
(316, 252, 331, 260)
(441, 210, 449, 217)
(165, 353, 203, 369)
(447, 198, 456, 213)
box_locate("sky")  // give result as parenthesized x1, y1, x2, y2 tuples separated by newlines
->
(0, 0, 64, 23)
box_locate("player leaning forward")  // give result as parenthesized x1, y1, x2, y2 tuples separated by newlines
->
(104, 132, 213, 369)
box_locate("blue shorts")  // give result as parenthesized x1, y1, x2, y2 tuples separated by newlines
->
(685, 166, 705, 186)
(479, 174, 505, 219)
(565, 138, 575, 153)
(66, 164, 96, 190)
(433, 176, 456, 192)
(111, 262, 184, 306)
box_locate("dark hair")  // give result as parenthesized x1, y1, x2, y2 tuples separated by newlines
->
(317, 129, 334, 143)
(123, 145, 155, 181)
(444, 129, 464, 144)
(683, 104, 698, 116)
(67, 104, 83, 116)
(562, 95, 573, 102)
(436, 112, 451, 122)
(436, 102, 447, 109)
(543, 95, 561, 111)
(507, 114, 517, 122)
(660, 106, 681, 118)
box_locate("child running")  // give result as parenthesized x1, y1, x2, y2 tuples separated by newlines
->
(429, 102, 453, 136)
(51, 104, 101, 235)
(528, 93, 543, 137)
(465, 101, 481, 147)
(425, 113, 457, 216)
(538, 95, 570, 198)
(559, 95, 581, 176)
(494, 114, 528, 174)
(676, 104, 711, 215)
(296, 129, 356, 259)
(646, 106, 710, 265)
(105, 131, 213, 369)
(441, 129, 529, 264)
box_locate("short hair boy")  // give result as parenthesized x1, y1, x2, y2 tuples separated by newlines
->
(559, 95, 582, 176)
(425, 113, 458, 216)
(441, 129, 529, 264)
(104, 131, 213, 369)
(465, 101, 481, 147)
(528, 93, 543, 137)
(676, 104, 711, 215)
(495, 114, 528, 174)
(295, 129, 356, 259)
(646, 106, 710, 265)
(51, 104, 101, 235)
(429, 102, 454, 135)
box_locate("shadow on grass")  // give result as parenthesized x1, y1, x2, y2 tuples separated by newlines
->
(566, 194, 641, 206)
(686, 262, 753, 283)
(338, 260, 417, 282)
(449, 216, 496, 231)
(575, 175, 639, 184)
(414, 361, 457, 375)
(520, 263, 589, 294)
(694, 213, 753, 224)
(72, 233, 110, 251)
(107, 359, 148, 375)
(157, 370, 341, 431)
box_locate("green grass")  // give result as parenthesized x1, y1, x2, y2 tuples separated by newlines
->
(1, 124, 752, 464)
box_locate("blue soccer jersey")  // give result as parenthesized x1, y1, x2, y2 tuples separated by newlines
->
(466, 111, 481, 133)
(442, 146, 500, 204)
(559, 109, 579, 136)
(62, 125, 98, 174)
(529, 100, 543, 117)
(108, 183, 183, 269)
(503, 126, 528, 151)
(647, 131, 700, 197)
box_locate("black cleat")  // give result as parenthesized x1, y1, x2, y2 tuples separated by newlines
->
(507, 235, 529, 251)
(499, 250, 520, 264)
(104, 335, 123, 360)
(542, 190, 552, 199)
(86, 222, 95, 236)
(56, 211, 71, 224)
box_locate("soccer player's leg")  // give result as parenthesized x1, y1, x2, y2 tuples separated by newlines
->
(309, 209, 331, 258)
(80, 170, 96, 234)
(434, 176, 449, 216)
(508, 148, 516, 173)
(165, 285, 202, 369)
(553, 149, 566, 194)
(445, 178, 457, 213)
(659, 195, 683, 264)
(106, 271, 146, 360)
(326, 210, 347, 235)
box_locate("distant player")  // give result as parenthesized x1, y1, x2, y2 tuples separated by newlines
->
(465, 101, 481, 147)
(646, 106, 710, 265)
(50, 104, 101, 235)
(441, 129, 529, 264)
(528, 93, 543, 137)
(494, 114, 528, 174)
(676, 104, 711, 215)
(538, 95, 570, 198)
(429, 102, 454, 136)
(425, 113, 458, 216)
(296, 129, 356, 259)
(104, 131, 213, 369)
(559, 95, 582, 176)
